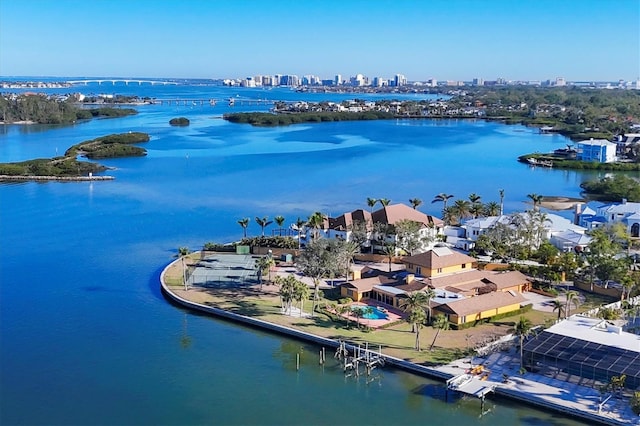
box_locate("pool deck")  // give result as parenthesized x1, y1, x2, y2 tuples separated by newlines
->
(165, 253, 639, 426)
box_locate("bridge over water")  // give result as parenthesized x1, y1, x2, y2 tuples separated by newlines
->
(67, 79, 179, 86)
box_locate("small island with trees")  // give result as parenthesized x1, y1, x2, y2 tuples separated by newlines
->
(0, 132, 150, 181)
(169, 117, 190, 126)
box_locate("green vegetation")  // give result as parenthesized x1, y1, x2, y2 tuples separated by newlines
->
(458, 86, 640, 140)
(579, 174, 640, 201)
(0, 94, 137, 124)
(239, 236, 298, 249)
(518, 154, 640, 171)
(65, 132, 150, 159)
(169, 117, 190, 126)
(0, 157, 107, 177)
(223, 110, 395, 126)
(0, 132, 150, 177)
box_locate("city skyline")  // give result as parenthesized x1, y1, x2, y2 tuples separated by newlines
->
(0, 0, 638, 81)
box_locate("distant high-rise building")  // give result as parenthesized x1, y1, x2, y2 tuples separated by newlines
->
(472, 78, 484, 86)
(394, 74, 406, 87)
(335, 74, 342, 85)
(555, 77, 566, 86)
(427, 78, 438, 87)
(351, 74, 366, 86)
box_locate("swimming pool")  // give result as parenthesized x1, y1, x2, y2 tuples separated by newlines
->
(350, 305, 389, 320)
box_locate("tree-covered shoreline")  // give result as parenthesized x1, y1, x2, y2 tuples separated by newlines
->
(223, 110, 395, 126)
(0, 132, 150, 179)
(0, 93, 137, 124)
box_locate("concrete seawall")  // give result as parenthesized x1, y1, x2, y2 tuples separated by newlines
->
(0, 175, 114, 182)
(160, 259, 628, 426)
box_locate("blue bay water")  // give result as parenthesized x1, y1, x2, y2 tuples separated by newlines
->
(0, 82, 604, 425)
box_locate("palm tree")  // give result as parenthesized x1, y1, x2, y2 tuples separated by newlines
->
(551, 299, 565, 321)
(514, 316, 533, 370)
(307, 211, 325, 239)
(499, 189, 505, 215)
(451, 199, 472, 225)
(255, 255, 275, 290)
(468, 193, 482, 205)
(294, 217, 306, 248)
(367, 197, 378, 213)
(379, 198, 391, 206)
(429, 314, 450, 351)
(274, 215, 285, 236)
(409, 198, 423, 210)
(432, 193, 454, 211)
(237, 218, 250, 239)
(565, 290, 579, 318)
(340, 240, 360, 281)
(484, 201, 501, 217)
(400, 292, 430, 331)
(469, 203, 484, 219)
(527, 193, 544, 211)
(255, 216, 273, 237)
(176, 246, 191, 291)
(423, 288, 436, 323)
(293, 279, 310, 317)
(407, 308, 427, 351)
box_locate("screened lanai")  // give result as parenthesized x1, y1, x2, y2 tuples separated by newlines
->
(522, 318, 640, 390)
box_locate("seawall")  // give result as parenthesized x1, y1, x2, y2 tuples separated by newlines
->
(160, 258, 627, 426)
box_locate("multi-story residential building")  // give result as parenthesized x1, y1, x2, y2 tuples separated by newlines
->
(576, 138, 617, 163)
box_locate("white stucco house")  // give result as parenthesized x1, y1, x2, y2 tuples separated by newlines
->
(454, 212, 590, 252)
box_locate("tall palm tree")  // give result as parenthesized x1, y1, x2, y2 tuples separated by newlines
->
(255, 216, 273, 237)
(527, 193, 544, 211)
(484, 201, 501, 217)
(274, 215, 285, 236)
(367, 197, 378, 213)
(565, 290, 579, 318)
(407, 308, 427, 351)
(499, 189, 505, 215)
(176, 246, 191, 291)
(429, 314, 450, 351)
(432, 193, 454, 211)
(294, 217, 307, 248)
(379, 198, 391, 206)
(515, 316, 533, 370)
(452, 199, 472, 225)
(293, 279, 310, 317)
(255, 255, 275, 290)
(551, 299, 565, 321)
(237, 218, 250, 239)
(400, 292, 430, 331)
(423, 288, 436, 323)
(468, 193, 482, 205)
(307, 211, 325, 239)
(340, 240, 360, 281)
(409, 198, 423, 210)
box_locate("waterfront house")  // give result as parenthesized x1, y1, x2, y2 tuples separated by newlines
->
(339, 247, 530, 324)
(576, 138, 617, 163)
(576, 199, 640, 237)
(455, 213, 590, 252)
(303, 203, 444, 253)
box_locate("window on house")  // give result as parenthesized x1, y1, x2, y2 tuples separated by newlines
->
(461, 263, 466, 269)
(437, 268, 442, 273)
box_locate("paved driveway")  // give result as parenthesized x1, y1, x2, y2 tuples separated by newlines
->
(522, 291, 558, 313)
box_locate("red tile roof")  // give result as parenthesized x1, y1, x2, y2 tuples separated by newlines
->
(404, 247, 477, 270)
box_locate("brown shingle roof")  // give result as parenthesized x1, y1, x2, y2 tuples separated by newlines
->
(371, 203, 444, 228)
(330, 209, 372, 231)
(341, 275, 396, 292)
(404, 247, 477, 270)
(428, 270, 528, 292)
(435, 291, 527, 317)
(483, 271, 530, 290)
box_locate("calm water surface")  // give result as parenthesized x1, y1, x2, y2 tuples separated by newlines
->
(0, 82, 603, 425)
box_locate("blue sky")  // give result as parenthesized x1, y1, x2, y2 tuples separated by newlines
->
(1, 0, 638, 81)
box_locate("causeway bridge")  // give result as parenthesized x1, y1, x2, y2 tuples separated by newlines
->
(66, 79, 179, 86)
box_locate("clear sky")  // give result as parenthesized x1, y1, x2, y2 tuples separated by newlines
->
(1, 0, 638, 82)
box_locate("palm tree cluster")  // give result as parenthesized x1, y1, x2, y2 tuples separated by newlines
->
(433, 191, 504, 226)
(275, 275, 310, 317)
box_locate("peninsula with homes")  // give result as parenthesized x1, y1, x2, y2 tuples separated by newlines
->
(163, 194, 640, 424)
